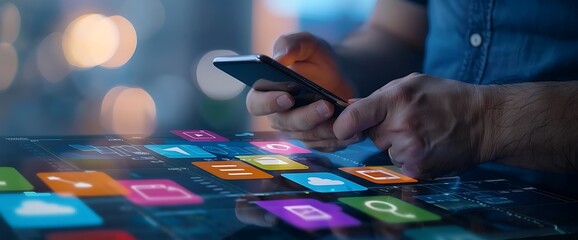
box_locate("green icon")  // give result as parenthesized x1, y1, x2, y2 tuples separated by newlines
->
(0, 167, 34, 191)
(339, 196, 440, 224)
(236, 155, 308, 170)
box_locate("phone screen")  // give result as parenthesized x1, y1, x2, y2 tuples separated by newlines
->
(213, 55, 348, 115)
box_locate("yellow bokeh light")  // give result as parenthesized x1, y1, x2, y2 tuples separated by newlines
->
(101, 87, 156, 136)
(0, 43, 18, 91)
(100, 15, 137, 68)
(62, 14, 119, 68)
(0, 3, 20, 44)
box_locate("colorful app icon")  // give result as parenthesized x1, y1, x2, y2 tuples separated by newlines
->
(0, 167, 34, 191)
(250, 141, 311, 154)
(282, 172, 367, 193)
(339, 166, 417, 184)
(236, 155, 308, 170)
(37, 172, 128, 197)
(118, 179, 203, 206)
(171, 130, 229, 142)
(47, 230, 136, 240)
(339, 196, 441, 224)
(255, 198, 360, 230)
(404, 225, 485, 240)
(145, 144, 216, 159)
(0, 193, 102, 228)
(192, 161, 273, 180)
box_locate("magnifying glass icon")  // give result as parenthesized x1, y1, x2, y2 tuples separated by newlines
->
(364, 200, 416, 219)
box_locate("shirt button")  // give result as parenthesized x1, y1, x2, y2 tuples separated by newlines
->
(470, 33, 482, 47)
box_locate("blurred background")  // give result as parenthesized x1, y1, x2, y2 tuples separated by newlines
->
(0, 0, 375, 137)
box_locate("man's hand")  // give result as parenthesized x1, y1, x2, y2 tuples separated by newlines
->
(334, 73, 486, 179)
(246, 32, 359, 151)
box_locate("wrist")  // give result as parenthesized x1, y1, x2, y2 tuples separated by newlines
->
(476, 84, 505, 163)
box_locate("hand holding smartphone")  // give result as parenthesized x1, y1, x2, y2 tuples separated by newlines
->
(213, 54, 348, 116)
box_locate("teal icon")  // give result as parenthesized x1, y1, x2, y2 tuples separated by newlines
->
(145, 144, 216, 158)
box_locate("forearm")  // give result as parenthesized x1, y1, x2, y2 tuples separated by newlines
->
(481, 81, 578, 172)
(335, 26, 425, 97)
(333, 0, 427, 97)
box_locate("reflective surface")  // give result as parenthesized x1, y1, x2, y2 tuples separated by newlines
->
(0, 131, 576, 239)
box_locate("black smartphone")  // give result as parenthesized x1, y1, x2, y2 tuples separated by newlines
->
(213, 54, 348, 116)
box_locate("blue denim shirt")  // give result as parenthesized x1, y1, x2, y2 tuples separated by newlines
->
(422, 1, 578, 84)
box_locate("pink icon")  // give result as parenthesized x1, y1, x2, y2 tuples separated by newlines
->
(118, 179, 203, 206)
(250, 141, 311, 154)
(171, 130, 229, 142)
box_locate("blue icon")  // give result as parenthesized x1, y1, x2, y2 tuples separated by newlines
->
(282, 172, 367, 193)
(0, 193, 102, 228)
(404, 225, 485, 240)
(145, 144, 216, 159)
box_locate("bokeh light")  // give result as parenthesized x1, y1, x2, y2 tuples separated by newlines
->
(101, 87, 156, 136)
(195, 50, 246, 100)
(100, 86, 129, 132)
(0, 43, 18, 91)
(37, 32, 71, 82)
(0, 2, 20, 44)
(100, 15, 137, 68)
(62, 14, 119, 68)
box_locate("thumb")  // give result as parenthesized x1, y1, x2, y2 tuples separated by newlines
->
(333, 95, 389, 140)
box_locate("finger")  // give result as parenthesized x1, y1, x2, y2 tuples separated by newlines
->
(273, 32, 318, 66)
(246, 89, 294, 116)
(333, 94, 389, 140)
(269, 100, 333, 131)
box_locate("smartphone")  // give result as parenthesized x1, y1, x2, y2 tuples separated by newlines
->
(212, 54, 348, 116)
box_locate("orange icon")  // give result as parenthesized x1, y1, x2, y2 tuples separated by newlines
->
(37, 172, 128, 197)
(339, 166, 417, 184)
(192, 161, 273, 180)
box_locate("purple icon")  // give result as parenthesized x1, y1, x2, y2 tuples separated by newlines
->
(255, 198, 360, 230)
(171, 130, 229, 142)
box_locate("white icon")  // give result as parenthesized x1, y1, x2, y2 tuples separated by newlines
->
(364, 200, 416, 219)
(211, 164, 253, 176)
(356, 170, 400, 180)
(255, 157, 288, 165)
(307, 177, 344, 186)
(284, 205, 332, 221)
(15, 200, 76, 216)
(184, 130, 216, 140)
(131, 184, 193, 201)
(163, 147, 190, 156)
(265, 143, 291, 151)
(0, 181, 7, 186)
(46, 176, 93, 188)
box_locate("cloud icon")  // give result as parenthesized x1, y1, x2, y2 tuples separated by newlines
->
(15, 200, 76, 216)
(307, 177, 344, 186)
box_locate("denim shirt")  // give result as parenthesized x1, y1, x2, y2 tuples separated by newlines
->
(423, 0, 578, 84)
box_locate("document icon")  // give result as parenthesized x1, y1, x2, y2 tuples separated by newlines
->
(192, 161, 273, 180)
(236, 155, 308, 170)
(284, 205, 332, 221)
(255, 198, 360, 230)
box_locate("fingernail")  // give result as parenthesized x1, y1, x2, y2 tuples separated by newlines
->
(273, 48, 288, 59)
(316, 102, 331, 117)
(276, 95, 293, 109)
